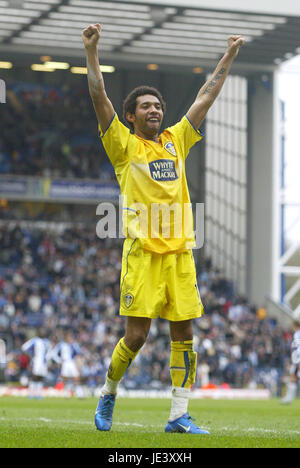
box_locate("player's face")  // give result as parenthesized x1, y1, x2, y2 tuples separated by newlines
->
(132, 94, 164, 137)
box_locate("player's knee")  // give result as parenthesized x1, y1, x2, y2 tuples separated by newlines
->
(124, 317, 150, 352)
(125, 329, 148, 352)
(131, 330, 148, 350)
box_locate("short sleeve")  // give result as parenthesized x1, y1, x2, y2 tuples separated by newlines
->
(166, 115, 203, 160)
(99, 113, 130, 169)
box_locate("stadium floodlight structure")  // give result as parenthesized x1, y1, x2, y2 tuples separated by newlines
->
(278, 101, 300, 318)
(0, 0, 299, 70)
(0, 0, 300, 320)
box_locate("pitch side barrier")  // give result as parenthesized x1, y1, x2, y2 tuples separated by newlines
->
(0, 79, 5, 104)
(0, 386, 271, 400)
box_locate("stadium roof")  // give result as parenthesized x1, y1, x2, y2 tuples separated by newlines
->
(1, 0, 300, 73)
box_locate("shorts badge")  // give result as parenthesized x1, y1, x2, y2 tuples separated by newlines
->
(123, 292, 134, 308)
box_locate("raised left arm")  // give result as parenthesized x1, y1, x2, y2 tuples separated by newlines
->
(186, 35, 245, 130)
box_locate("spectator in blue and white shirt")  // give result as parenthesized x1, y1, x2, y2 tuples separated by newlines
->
(21, 329, 52, 398)
(281, 321, 300, 404)
(50, 330, 83, 397)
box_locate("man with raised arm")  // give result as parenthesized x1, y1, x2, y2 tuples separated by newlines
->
(82, 23, 244, 435)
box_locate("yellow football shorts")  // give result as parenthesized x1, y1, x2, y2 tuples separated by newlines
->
(119, 238, 204, 321)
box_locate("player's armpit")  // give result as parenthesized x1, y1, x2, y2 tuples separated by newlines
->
(92, 95, 115, 134)
(186, 99, 210, 131)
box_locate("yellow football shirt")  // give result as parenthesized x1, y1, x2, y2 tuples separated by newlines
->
(99, 113, 203, 254)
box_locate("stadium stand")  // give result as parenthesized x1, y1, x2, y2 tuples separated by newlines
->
(0, 81, 115, 180)
(0, 223, 293, 396)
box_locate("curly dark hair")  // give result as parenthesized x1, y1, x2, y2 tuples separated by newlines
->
(122, 85, 166, 132)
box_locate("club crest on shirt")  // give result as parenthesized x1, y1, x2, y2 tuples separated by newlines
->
(123, 292, 134, 308)
(164, 141, 177, 157)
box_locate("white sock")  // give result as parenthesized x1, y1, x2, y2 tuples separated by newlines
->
(29, 381, 35, 398)
(169, 387, 191, 421)
(101, 376, 119, 396)
(284, 382, 297, 401)
(75, 385, 85, 399)
(36, 382, 43, 398)
(65, 381, 73, 395)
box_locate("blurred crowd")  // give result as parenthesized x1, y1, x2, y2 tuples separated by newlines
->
(0, 224, 293, 395)
(0, 81, 115, 180)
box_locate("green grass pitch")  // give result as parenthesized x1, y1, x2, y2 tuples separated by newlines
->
(0, 397, 300, 448)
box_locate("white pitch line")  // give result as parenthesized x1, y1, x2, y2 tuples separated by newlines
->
(246, 427, 300, 435)
(0, 416, 160, 428)
(219, 426, 300, 435)
(1, 417, 300, 435)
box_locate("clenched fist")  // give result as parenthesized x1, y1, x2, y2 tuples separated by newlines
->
(82, 24, 101, 50)
(227, 35, 245, 59)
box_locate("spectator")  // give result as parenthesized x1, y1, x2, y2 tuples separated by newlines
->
(0, 81, 115, 181)
(0, 224, 293, 395)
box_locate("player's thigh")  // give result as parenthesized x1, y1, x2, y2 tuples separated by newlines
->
(161, 251, 204, 322)
(120, 238, 164, 319)
(61, 361, 79, 379)
(32, 360, 47, 378)
(169, 319, 193, 342)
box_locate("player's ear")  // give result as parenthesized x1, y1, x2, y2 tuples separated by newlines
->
(126, 112, 135, 124)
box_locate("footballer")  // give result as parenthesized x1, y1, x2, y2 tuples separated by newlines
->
(82, 23, 244, 434)
(281, 320, 300, 404)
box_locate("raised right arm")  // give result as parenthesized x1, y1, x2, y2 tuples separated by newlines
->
(82, 24, 115, 132)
